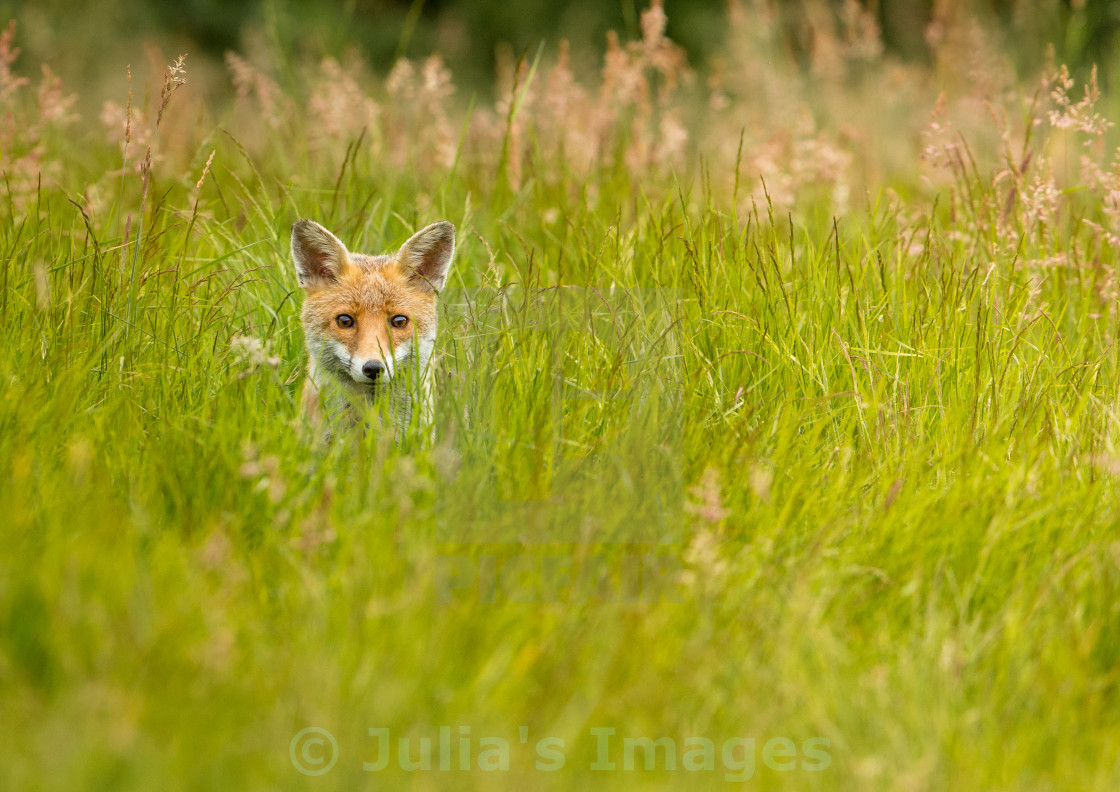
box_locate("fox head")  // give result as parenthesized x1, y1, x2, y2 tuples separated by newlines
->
(291, 219, 455, 392)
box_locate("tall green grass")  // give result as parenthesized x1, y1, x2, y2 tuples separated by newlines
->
(3, 6, 1120, 790)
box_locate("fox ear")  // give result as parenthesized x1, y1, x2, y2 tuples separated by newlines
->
(291, 219, 351, 288)
(398, 221, 455, 293)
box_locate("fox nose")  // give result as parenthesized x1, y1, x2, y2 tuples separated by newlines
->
(361, 360, 385, 381)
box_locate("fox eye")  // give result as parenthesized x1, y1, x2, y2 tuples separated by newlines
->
(390, 314, 409, 329)
(336, 314, 355, 329)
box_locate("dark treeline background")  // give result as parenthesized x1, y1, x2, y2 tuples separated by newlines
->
(1, 0, 1117, 95)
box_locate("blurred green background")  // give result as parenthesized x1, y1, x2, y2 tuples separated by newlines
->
(4, 0, 1120, 96)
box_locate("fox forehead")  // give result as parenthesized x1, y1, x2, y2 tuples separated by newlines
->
(301, 254, 436, 324)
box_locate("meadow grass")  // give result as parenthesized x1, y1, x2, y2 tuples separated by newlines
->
(3, 4, 1120, 790)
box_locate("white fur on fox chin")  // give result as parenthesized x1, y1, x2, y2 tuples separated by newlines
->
(305, 343, 435, 444)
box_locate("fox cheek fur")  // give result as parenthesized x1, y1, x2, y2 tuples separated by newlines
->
(290, 218, 456, 428)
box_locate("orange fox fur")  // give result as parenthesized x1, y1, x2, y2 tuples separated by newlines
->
(290, 219, 456, 438)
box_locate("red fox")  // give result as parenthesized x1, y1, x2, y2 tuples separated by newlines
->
(290, 219, 456, 437)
